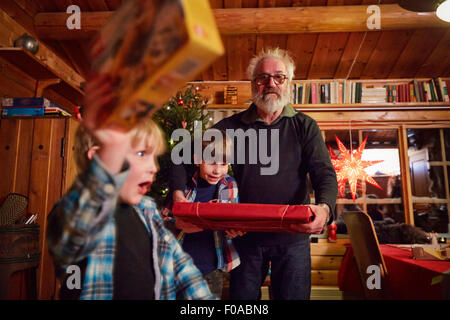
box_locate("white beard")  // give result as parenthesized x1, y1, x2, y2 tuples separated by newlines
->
(253, 89, 290, 114)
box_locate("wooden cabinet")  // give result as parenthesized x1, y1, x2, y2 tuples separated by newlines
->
(0, 117, 79, 299)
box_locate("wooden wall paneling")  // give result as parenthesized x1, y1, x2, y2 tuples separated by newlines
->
(0, 119, 21, 199)
(305, 110, 450, 123)
(62, 118, 80, 193)
(227, 35, 256, 80)
(88, 0, 110, 11)
(0, 0, 36, 35)
(58, 40, 91, 78)
(225, 0, 243, 8)
(11, 0, 40, 18)
(211, 0, 229, 81)
(41, 88, 78, 116)
(212, 36, 229, 81)
(327, 0, 345, 4)
(242, 0, 258, 7)
(13, 120, 34, 198)
(37, 0, 58, 11)
(275, 0, 294, 6)
(105, 0, 124, 11)
(27, 118, 54, 299)
(40, 118, 66, 300)
(388, 29, 447, 79)
(415, 29, 450, 78)
(307, 32, 349, 79)
(286, 34, 318, 79)
(311, 255, 343, 269)
(198, 0, 226, 80)
(199, 65, 215, 81)
(0, 58, 36, 96)
(194, 81, 252, 104)
(256, 34, 288, 57)
(361, 30, 413, 79)
(398, 126, 414, 225)
(0, 8, 84, 91)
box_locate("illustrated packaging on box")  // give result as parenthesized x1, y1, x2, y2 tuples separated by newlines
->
(90, 0, 224, 129)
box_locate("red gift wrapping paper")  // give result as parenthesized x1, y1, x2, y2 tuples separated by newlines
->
(172, 202, 314, 233)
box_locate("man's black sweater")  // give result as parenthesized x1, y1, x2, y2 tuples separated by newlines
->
(170, 104, 338, 245)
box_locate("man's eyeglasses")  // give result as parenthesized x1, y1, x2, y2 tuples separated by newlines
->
(254, 74, 288, 86)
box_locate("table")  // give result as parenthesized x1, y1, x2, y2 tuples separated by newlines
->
(338, 244, 450, 299)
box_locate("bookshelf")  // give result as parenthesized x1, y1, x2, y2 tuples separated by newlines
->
(193, 78, 450, 111)
(0, 47, 84, 107)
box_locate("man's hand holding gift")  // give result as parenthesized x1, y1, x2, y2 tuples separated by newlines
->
(290, 204, 330, 234)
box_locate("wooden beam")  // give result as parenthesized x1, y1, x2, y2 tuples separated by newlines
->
(34, 4, 449, 40)
(0, 8, 84, 90)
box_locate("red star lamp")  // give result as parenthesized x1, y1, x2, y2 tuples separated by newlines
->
(328, 135, 384, 202)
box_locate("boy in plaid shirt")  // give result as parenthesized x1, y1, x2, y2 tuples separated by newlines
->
(46, 76, 213, 300)
(166, 131, 243, 299)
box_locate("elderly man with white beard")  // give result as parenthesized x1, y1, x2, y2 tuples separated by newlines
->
(170, 48, 338, 300)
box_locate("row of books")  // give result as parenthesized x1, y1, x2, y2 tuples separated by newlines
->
(290, 78, 450, 105)
(291, 81, 370, 104)
(1, 97, 71, 117)
(386, 79, 450, 103)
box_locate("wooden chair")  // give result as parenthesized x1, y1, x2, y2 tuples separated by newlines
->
(343, 211, 390, 299)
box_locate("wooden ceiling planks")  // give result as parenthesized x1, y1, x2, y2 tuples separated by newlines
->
(4, 0, 450, 82)
(388, 28, 448, 78)
(307, 32, 349, 79)
(360, 30, 413, 79)
(286, 34, 318, 79)
(333, 32, 367, 79)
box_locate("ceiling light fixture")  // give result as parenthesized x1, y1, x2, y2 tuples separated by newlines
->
(399, 0, 450, 23)
(436, 0, 450, 22)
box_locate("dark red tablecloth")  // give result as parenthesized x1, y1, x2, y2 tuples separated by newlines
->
(338, 244, 450, 299)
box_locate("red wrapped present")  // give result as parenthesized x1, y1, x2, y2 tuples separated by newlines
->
(172, 202, 314, 233)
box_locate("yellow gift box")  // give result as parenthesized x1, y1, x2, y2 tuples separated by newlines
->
(91, 0, 224, 129)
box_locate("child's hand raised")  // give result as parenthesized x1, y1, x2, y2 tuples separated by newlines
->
(82, 73, 118, 133)
(82, 73, 132, 174)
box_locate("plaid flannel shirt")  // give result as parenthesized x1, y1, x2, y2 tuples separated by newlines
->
(46, 155, 214, 300)
(168, 171, 240, 272)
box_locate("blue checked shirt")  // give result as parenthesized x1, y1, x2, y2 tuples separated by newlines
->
(46, 155, 214, 300)
(164, 171, 240, 272)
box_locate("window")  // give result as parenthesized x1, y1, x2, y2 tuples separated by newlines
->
(407, 128, 450, 233)
(323, 128, 404, 234)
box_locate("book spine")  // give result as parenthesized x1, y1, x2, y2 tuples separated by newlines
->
(1, 107, 45, 117)
(1, 97, 51, 107)
(392, 85, 397, 102)
(312, 84, 317, 104)
(339, 83, 343, 104)
(351, 82, 356, 104)
(292, 83, 297, 104)
(409, 83, 415, 102)
(325, 84, 329, 104)
(433, 78, 443, 102)
(413, 80, 420, 102)
(298, 84, 303, 105)
(429, 80, 437, 102)
(439, 78, 449, 102)
(419, 81, 425, 102)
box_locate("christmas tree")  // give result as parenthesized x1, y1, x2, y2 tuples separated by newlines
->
(150, 85, 211, 206)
